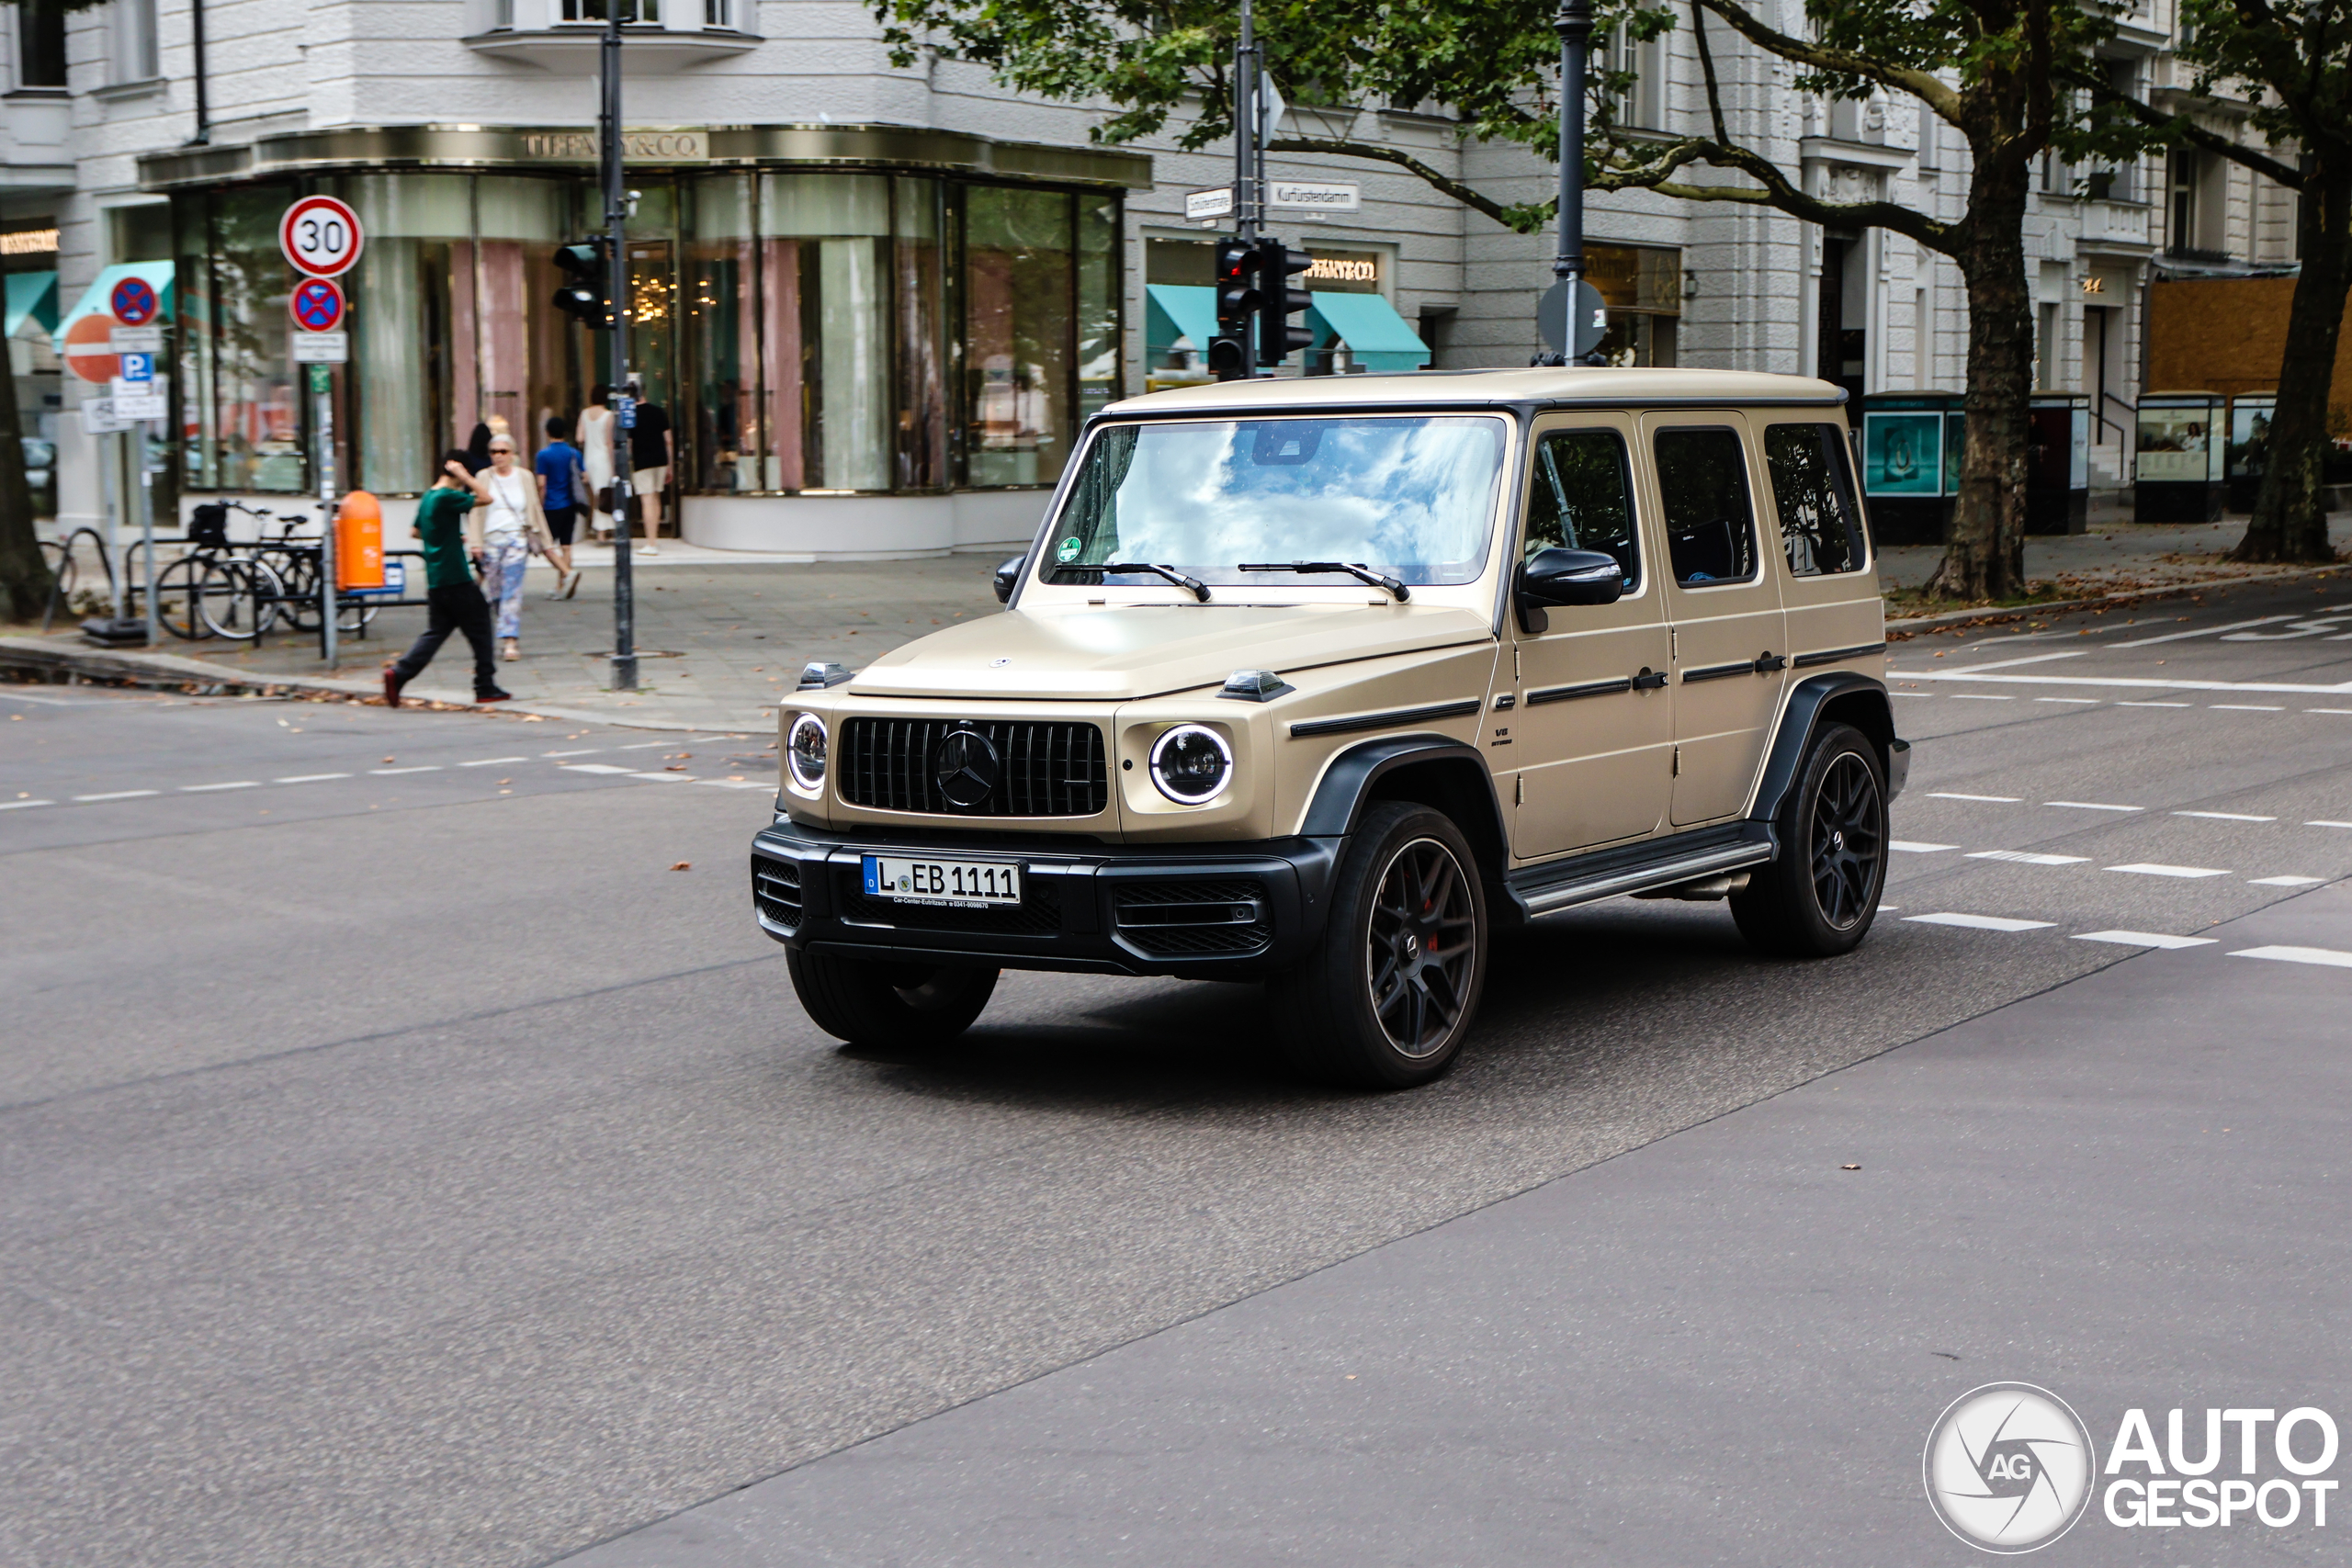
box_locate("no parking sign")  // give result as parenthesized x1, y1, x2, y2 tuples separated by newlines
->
(109, 276, 160, 327)
(290, 277, 345, 333)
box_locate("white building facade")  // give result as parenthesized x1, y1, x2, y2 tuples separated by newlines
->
(0, 0, 2284, 557)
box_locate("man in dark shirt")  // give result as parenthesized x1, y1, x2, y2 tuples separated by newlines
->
(627, 379, 673, 555)
(384, 452, 513, 707)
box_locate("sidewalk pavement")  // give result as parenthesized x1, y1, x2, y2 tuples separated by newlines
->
(7, 518, 2346, 730)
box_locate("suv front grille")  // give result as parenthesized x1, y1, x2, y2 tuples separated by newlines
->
(752, 858, 803, 931)
(838, 718, 1108, 818)
(837, 867, 1064, 936)
(1112, 878, 1272, 958)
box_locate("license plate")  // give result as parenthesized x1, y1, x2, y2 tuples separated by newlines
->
(862, 854, 1023, 908)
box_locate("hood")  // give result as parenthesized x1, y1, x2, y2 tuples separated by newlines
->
(848, 602, 1495, 702)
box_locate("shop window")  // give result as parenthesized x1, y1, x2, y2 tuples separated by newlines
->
(686, 174, 759, 493)
(757, 172, 891, 491)
(1587, 243, 1680, 367)
(966, 186, 1076, 488)
(1077, 195, 1120, 425)
(176, 186, 305, 493)
(896, 176, 949, 489)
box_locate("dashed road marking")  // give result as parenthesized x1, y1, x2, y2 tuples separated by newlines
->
(1928, 792, 2020, 803)
(2036, 697, 2100, 705)
(273, 773, 350, 784)
(182, 781, 260, 793)
(542, 749, 603, 757)
(458, 756, 527, 767)
(2074, 931, 2219, 950)
(1891, 840, 1958, 852)
(1904, 912, 2057, 932)
(2176, 810, 2275, 822)
(2108, 863, 2231, 879)
(2112, 615, 2307, 647)
(2230, 945, 2352, 970)
(370, 765, 439, 774)
(630, 772, 695, 783)
(1951, 694, 2014, 701)
(0, 799, 55, 810)
(2310, 707, 2352, 716)
(2307, 820, 2352, 829)
(695, 779, 773, 790)
(2047, 800, 2143, 812)
(73, 790, 158, 802)
(1967, 850, 2089, 865)
(559, 763, 634, 774)
(2119, 701, 2191, 708)
(616, 740, 673, 751)
(2211, 705, 2286, 713)
(2249, 875, 2326, 887)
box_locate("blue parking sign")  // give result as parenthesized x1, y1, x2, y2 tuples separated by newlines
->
(119, 352, 154, 384)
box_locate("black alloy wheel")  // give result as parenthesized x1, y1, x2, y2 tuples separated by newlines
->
(1367, 836, 1480, 1058)
(1730, 721, 1887, 958)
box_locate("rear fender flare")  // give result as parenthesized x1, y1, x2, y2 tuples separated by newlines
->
(1749, 672, 1905, 823)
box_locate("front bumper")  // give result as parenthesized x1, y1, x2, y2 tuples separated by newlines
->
(751, 820, 1340, 977)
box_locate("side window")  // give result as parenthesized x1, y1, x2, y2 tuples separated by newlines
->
(1524, 428, 1640, 588)
(1652, 426, 1758, 587)
(1765, 422, 1870, 576)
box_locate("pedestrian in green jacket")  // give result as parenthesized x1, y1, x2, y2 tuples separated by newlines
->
(383, 451, 513, 707)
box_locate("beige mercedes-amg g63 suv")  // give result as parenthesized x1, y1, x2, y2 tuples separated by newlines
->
(752, 368, 1906, 1088)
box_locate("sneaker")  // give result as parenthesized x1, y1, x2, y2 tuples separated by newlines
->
(477, 687, 514, 704)
(382, 666, 405, 709)
(562, 569, 582, 600)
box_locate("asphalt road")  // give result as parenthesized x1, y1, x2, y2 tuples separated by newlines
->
(4, 571, 2348, 1568)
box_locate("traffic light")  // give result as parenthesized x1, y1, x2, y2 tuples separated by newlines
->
(1210, 237, 1259, 380)
(552, 240, 612, 329)
(1256, 238, 1316, 367)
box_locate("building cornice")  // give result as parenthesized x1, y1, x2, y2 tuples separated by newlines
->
(138, 121, 1154, 192)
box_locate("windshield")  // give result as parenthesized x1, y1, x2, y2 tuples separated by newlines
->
(1044, 415, 1508, 589)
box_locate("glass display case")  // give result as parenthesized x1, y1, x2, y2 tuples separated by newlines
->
(1859, 391, 1962, 544)
(2028, 393, 2090, 535)
(2225, 394, 2273, 513)
(2135, 392, 2226, 522)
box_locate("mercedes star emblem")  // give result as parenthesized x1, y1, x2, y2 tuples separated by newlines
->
(932, 726, 1001, 808)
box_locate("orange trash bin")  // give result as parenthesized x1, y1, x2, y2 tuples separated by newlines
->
(336, 491, 384, 591)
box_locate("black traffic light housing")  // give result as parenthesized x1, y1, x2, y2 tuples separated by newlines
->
(1210, 237, 1259, 380)
(552, 239, 613, 329)
(1256, 238, 1316, 367)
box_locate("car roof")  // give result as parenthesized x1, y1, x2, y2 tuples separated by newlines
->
(1102, 367, 1848, 417)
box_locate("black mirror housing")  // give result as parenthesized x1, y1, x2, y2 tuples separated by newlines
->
(993, 554, 1024, 604)
(1518, 547, 1625, 610)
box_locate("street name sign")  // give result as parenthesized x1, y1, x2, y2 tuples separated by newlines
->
(1186, 187, 1236, 221)
(1267, 181, 1361, 212)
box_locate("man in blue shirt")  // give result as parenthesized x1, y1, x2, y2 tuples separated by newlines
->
(534, 416, 585, 598)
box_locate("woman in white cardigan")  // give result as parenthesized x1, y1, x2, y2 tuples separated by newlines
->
(473, 432, 560, 661)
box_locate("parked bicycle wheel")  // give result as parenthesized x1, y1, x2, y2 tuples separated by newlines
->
(197, 558, 286, 640)
(153, 555, 212, 638)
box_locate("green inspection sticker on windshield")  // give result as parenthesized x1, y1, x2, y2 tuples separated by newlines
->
(1056, 537, 1081, 563)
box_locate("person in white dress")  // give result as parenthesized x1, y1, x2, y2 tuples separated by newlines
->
(478, 434, 558, 661)
(577, 386, 616, 542)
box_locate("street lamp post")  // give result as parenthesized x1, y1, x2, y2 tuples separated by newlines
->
(1535, 0, 1598, 367)
(603, 1, 638, 693)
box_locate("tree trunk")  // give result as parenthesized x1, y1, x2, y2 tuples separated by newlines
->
(0, 334, 53, 622)
(1925, 178, 2033, 602)
(2235, 158, 2352, 564)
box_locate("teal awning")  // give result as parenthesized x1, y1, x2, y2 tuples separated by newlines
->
(1146, 283, 1218, 353)
(1307, 291, 1430, 372)
(55, 261, 176, 338)
(6, 271, 58, 338)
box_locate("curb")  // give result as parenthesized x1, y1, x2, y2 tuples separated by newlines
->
(1882, 560, 2346, 635)
(0, 637, 769, 734)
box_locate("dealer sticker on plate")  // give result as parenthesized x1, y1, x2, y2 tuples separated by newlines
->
(862, 854, 1023, 908)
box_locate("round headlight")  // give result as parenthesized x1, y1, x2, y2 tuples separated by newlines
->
(786, 713, 828, 791)
(1148, 724, 1232, 805)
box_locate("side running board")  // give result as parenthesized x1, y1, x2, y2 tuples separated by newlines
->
(1505, 822, 1778, 919)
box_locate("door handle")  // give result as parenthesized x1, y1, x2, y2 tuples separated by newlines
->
(1631, 667, 1668, 690)
(1752, 651, 1787, 673)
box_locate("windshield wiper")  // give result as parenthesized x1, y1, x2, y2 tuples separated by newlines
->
(1100, 561, 1212, 602)
(1239, 560, 1411, 602)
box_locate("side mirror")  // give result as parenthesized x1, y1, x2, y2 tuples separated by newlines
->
(1519, 547, 1625, 608)
(993, 554, 1025, 604)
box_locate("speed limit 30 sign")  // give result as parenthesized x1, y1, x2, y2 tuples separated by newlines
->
(279, 195, 364, 278)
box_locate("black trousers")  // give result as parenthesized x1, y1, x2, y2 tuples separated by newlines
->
(392, 582, 499, 698)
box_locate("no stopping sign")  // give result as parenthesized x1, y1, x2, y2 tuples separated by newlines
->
(279, 195, 365, 278)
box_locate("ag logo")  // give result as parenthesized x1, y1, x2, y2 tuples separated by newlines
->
(1924, 1382, 2095, 1553)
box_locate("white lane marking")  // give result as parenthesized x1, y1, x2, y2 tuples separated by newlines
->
(0, 798, 56, 810)
(2307, 706, 2352, 715)
(2231, 944, 2352, 969)
(542, 749, 603, 757)
(2307, 820, 2352, 829)
(273, 773, 351, 784)
(0, 691, 75, 705)
(1955, 651, 2093, 671)
(2175, 810, 2276, 822)
(1891, 840, 1959, 852)
(2250, 875, 2327, 886)
(458, 756, 527, 767)
(2108, 863, 2231, 878)
(2211, 705, 2285, 713)
(1903, 671, 2352, 694)
(370, 765, 440, 775)
(1891, 691, 1935, 697)
(73, 790, 159, 802)
(1928, 792, 2021, 803)
(616, 740, 673, 750)
(559, 763, 634, 774)
(2047, 800, 2143, 812)
(630, 772, 695, 783)
(1905, 912, 2057, 932)
(181, 781, 261, 793)
(695, 779, 775, 789)
(2119, 701, 2191, 708)
(2111, 614, 2306, 647)
(2036, 697, 2100, 705)
(2074, 931, 2220, 949)
(1950, 694, 2015, 701)
(1967, 850, 2090, 865)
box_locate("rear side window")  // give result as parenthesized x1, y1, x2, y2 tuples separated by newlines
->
(1652, 426, 1758, 587)
(1765, 423, 1870, 576)
(1524, 428, 1640, 589)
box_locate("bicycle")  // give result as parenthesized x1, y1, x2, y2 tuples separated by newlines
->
(152, 502, 290, 640)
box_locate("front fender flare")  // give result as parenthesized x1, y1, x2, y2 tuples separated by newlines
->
(1298, 733, 1506, 841)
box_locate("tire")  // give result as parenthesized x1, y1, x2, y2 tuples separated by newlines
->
(198, 558, 283, 640)
(153, 556, 210, 639)
(786, 947, 999, 1049)
(1731, 721, 1886, 957)
(1272, 801, 1489, 1089)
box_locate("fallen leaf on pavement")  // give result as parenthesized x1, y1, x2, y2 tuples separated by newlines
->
(1841, 1163, 1861, 1171)
(670, 862, 691, 871)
